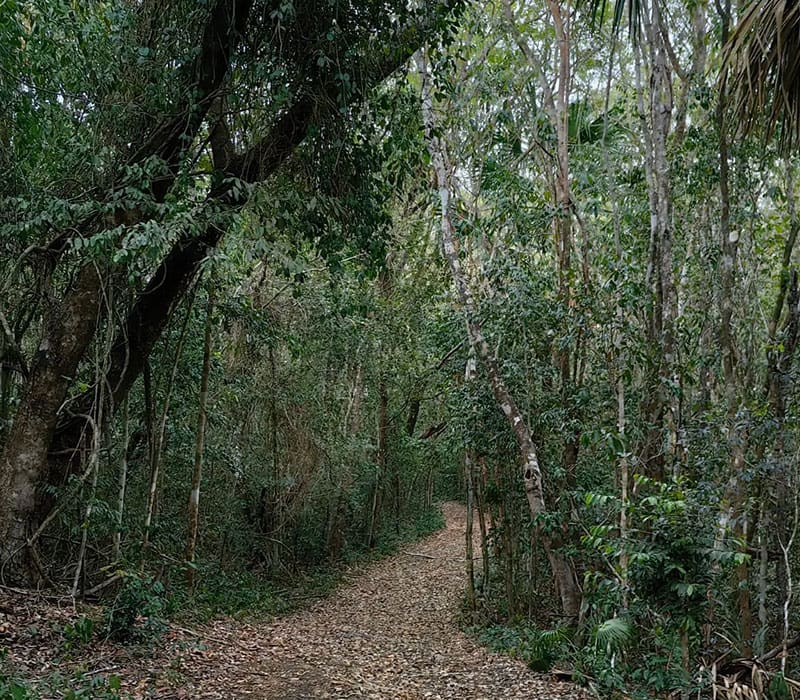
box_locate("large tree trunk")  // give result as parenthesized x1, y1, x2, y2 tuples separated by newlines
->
(418, 51, 581, 621)
(0, 0, 255, 582)
(0, 266, 102, 583)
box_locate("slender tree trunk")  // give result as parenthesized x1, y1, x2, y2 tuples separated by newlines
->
(367, 370, 387, 549)
(0, 360, 14, 446)
(715, 0, 753, 653)
(476, 456, 491, 594)
(465, 451, 477, 615)
(72, 317, 114, 597)
(602, 38, 630, 610)
(186, 283, 214, 589)
(142, 292, 195, 559)
(504, 0, 582, 486)
(548, 0, 583, 489)
(464, 352, 478, 614)
(406, 397, 421, 438)
(756, 497, 769, 656)
(418, 51, 581, 621)
(634, 0, 677, 480)
(113, 397, 129, 563)
(344, 362, 364, 435)
(634, 38, 665, 480)
(650, 6, 678, 473)
(72, 413, 101, 598)
(367, 477, 381, 549)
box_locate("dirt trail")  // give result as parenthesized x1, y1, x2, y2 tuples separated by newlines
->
(181, 503, 587, 699)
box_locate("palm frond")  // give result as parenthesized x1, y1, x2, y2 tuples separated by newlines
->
(592, 617, 633, 652)
(724, 0, 800, 151)
(586, 0, 643, 40)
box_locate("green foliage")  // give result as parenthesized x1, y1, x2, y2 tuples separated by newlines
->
(477, 624, 571, 672)
(0, 670, 123, 700)
(583, 475, 715, 612)
(366, 505, 446, 557)
(104, 573, 168, 644)
(181, 568, 298, 620)
(768, 673, 793, 700)
(590, 617, 632, 653)
(62, 616, 95, 651)
(4, 0, 800, 696)
(176, 505, 445, 621)
(0, 680, 32, 700)
(61, 674, 122, 700)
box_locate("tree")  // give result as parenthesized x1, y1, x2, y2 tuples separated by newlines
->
(725, 0, 800, 151)
(0, 0, 464, 583)
(418, 50, 582, 622)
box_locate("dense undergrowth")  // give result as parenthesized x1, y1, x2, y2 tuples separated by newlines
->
(0, 505, 445, 700)
(179, 503, 445, 621)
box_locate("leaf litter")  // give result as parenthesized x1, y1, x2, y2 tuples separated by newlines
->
(2, 503, 589, 699)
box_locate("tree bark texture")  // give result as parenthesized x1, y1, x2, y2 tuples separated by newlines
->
(0, 266, 102, 583)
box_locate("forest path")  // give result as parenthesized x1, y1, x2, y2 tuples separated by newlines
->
(180, 502, 586, 699)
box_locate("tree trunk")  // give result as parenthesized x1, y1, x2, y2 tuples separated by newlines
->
(504, 0, 582, 487)
(0, 266, 102, 583)
(378, 377, 391, 530)
(112, 398, 129, 563)
(476, 456, 491, 594)
(716, 0, 752, 654)
(632, 0, 677, 481)
(650, 6, 678, 475)
(186, 283, 214, 589)
(465, 451, 477, 615)
(71, 416, 101, 598)
(142, 293, 195, 559)
(418, 51, 581, 621)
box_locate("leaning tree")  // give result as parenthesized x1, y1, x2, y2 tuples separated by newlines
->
(0, 0, 463, 584)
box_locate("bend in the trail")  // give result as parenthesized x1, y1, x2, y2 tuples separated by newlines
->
(175, 502, 588, 699)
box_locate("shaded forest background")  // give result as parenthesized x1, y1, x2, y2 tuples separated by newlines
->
(2, 0, 800, 696)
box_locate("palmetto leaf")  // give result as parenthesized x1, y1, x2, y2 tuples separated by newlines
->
(592, 617, 633, 651)
(724, 0, 800, 151)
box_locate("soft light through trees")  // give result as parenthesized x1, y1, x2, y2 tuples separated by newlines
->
(2, 0, 800, 695)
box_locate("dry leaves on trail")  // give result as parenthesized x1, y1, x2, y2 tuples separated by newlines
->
(171, 502, 588, 700)
(2, 503, 589, 699)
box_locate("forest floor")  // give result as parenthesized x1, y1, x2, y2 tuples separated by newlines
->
(2, 503, 588, 699)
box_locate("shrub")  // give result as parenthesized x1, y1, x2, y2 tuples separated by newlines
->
(104, 573, 168, 643)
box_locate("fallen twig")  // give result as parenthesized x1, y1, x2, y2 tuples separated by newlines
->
(758, 632, 800, 664)
(83, 573, 122, 597)
(401, 550, 435, 559)
(85, 665, 119, 677)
